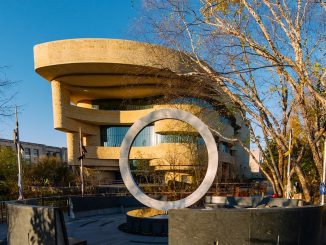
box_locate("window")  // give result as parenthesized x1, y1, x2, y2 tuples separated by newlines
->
(220, 142, 230, 154)
(25, 148, 31, 159)
(101, 125, 157, 147)
(100, 125, 205, 147)
(92, 97, 159, 111)
(160, 134, 204, 145)
(33, 149, 39, 158)
(169, 97, 215, 110)
(93, 97, 216, 111)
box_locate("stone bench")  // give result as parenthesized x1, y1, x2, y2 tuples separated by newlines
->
(7, 203, 86, 245)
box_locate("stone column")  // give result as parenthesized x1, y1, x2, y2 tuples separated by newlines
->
(67, 132, 79, 166)
(51, 80, 70, 130)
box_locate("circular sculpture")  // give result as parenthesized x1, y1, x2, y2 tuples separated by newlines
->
(119, 108, 218, 211)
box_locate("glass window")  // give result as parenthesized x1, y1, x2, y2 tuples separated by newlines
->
(92, 97, 160, 111)
(101, 125, 157, 147)
(101, 125, 205, 147)
(93, 97, 216, 111)
(33, 149, 39, 157)
(25, 148, 31, 159)
(159, 134, 204, 145)
(220, 142, 230, 154)
(169, 97, 215, 110)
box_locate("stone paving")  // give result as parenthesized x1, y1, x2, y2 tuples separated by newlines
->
(0, 213, 168, 245)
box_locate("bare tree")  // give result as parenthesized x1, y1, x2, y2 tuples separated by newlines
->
(140, 0, 325, 202)
(0, 66, 17, 117)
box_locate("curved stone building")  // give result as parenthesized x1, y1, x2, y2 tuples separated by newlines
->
(34, 38, 250, 185)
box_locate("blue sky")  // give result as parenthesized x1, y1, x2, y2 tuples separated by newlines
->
(0, 1, 141, 147)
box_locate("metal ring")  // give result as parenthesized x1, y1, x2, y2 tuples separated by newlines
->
(119, 108, 218, 211)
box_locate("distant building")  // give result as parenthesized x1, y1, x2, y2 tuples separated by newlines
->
(249, 148, 264, 179)
(0, 138, 67, 163)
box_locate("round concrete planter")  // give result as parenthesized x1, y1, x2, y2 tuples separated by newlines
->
(125, 208, 168, 236)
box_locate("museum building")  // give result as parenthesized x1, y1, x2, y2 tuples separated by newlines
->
(34, 38, 250, 184)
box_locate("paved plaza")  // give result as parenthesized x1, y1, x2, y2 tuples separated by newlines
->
(0, 213, 168, 245)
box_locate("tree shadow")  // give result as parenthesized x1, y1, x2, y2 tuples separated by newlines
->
(7, 203, 69, 245)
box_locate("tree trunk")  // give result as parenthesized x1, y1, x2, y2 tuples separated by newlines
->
(294, 165, 311, 203)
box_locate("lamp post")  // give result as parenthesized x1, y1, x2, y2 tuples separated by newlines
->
(14, 107, 23, 200)
(78, 127, 86, 197)
(321, 140, 326, 205)
(286, 130, 292, 199)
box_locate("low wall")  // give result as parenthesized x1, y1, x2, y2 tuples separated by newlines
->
(7, 203, 68, 245)
(169, 205, 326, 245)
(69, 196, 143, 217)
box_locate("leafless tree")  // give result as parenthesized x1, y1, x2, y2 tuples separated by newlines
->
(0, 66, 17, 117)
(140, 0, 325, 202)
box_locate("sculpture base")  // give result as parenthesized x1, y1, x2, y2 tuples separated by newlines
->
(120, 208, 168, 236)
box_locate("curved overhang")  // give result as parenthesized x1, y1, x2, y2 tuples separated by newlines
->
(69, 85, 165, 102)
(34, 38, 199, 82)
(34, 38, 229, 104)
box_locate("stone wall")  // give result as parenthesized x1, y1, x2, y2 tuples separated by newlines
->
(169, 205, 326, 245)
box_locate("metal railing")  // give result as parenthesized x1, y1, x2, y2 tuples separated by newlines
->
(0, 192, 129, 224)
(0, 181, 267, 223)
(0, 195, 71, 224)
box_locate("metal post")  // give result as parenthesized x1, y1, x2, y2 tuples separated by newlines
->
(286, 130, 292, 199)
(321, 140, 326, 205)
(79, 127, 84, 197)
(15, 107, 23, 200)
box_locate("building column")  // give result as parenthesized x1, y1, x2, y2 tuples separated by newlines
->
(67, 132, 79, 166)
(51, 80, 70, 130)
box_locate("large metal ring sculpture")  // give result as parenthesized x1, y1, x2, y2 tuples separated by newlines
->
(119, 108, 218, 211)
